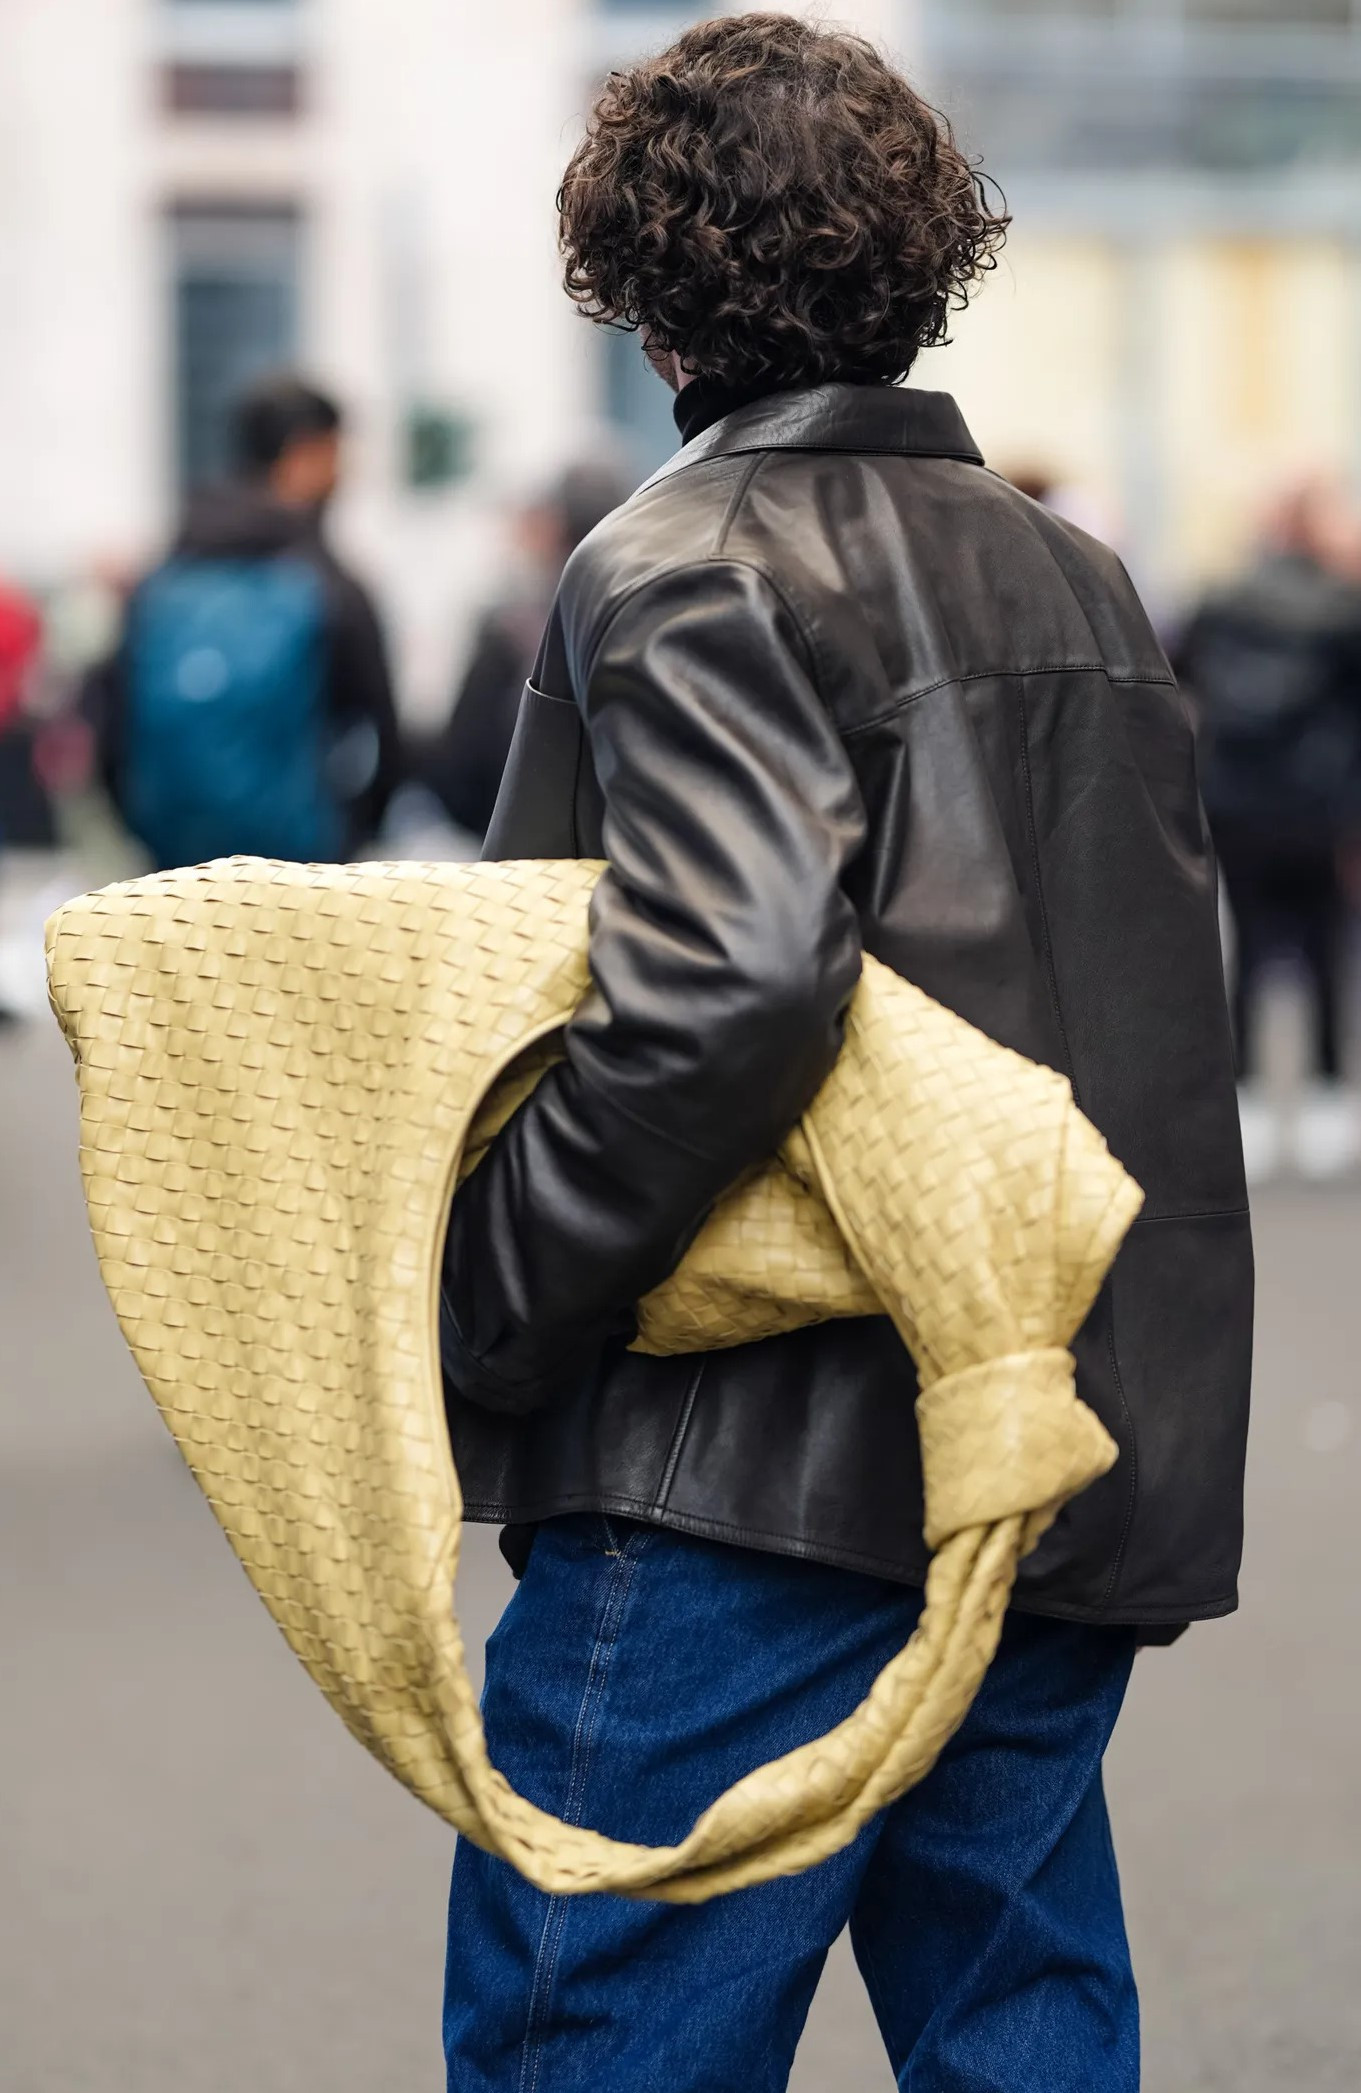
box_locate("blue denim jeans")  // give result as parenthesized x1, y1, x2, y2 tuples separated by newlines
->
(444, 1515, 1138, 2093)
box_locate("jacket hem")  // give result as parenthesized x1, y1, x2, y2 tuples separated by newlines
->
(460, 1492, 1239, 1628)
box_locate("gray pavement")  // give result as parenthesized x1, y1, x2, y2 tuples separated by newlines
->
(3, 974, 1359, 2091)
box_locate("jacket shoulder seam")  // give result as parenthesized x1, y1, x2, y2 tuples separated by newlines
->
(573, 450, 774, 674)
(709, 553, 825, 697)
(713, 452, 767, 555)
(581, 553, 824, 707)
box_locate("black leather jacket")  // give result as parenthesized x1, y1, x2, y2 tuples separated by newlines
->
(442, 383, 1251, 1629)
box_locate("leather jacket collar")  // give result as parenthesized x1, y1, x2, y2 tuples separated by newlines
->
(645, 382, 984, 490)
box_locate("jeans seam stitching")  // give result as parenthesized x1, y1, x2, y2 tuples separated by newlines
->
(517, 1540, 647, 2093)
(852, 1923, 904, 2084)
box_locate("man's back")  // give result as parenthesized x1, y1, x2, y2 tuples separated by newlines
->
(452, 381, 1249, 1632)
(439, 18, 1249, 2087)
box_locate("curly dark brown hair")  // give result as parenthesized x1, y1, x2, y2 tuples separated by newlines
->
(559, 13, 1007, 389)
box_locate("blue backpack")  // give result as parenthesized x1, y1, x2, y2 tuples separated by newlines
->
(124, 557, 344, 871)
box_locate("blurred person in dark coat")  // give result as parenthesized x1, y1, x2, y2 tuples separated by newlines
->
(0, 577, 47, 1020)
(1177, 478, 1361, 1182)
(412, 464, 630, 843)
(85, 374, 400, 871)
(0, 578, 52, 850)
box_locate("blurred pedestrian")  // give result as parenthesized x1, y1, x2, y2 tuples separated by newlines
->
(0, 574, 45, 1020)
(1177, 477, 1361, 1181)
(0, 577, 41, 737)
(411, 463, 630, 843)
(84, 374, 400, 871)
(439, 18, 1249, 2093)
(0, 577, 52, 849)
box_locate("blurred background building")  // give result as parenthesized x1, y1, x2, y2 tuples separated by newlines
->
(6, 0, 1361, 714)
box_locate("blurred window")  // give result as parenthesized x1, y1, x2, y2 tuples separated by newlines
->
(169, 207, 301, 492)
(585, 5, 704, 72)
(956, 2, 1122, 11)
(953, 1, 1355, 14)
(163, 64, 300, 115)
(1183, 1, 1354, 19)
(931, 0, 1361, 176)
(160, 1, 303, 69)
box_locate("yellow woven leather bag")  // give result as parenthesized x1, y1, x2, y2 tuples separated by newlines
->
(46, 855, 1141, 1903)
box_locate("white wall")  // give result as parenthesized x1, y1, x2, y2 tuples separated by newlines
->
(0, 0, 160, 581)
(308, 0, 597, 718)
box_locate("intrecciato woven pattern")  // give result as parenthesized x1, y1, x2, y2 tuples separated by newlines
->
(46, 856, 1143, 1902)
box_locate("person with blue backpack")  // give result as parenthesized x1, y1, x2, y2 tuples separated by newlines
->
(86, 374, 400, 871)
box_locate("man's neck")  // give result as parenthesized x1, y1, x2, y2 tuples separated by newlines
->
(672, 371, 790, 447)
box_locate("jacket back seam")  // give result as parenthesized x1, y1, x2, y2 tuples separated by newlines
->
(1134, 1203, 1251, 1226)
(1098, 1286, 1140, 1613)
(842, 663, 1176, 740)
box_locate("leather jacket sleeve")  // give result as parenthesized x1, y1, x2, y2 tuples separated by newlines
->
(439, 558, 867, 1413)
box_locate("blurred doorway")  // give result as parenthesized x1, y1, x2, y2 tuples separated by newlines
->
(168, 204, 301, 492)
